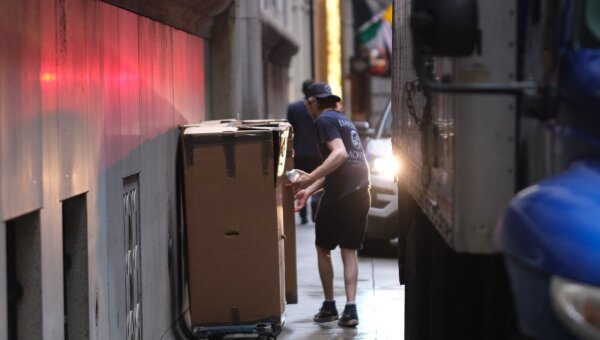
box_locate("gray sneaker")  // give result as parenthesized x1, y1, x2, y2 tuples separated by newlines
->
(338, 305, 359, 327)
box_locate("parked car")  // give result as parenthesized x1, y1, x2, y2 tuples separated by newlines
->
(357, 101, 400, 255)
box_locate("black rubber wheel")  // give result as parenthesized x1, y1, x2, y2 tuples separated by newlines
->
(405, 204, 436, 340)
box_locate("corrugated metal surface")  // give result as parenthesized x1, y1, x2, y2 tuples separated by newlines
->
(0, 0, 43, 220)
(0, 0, 207, 338)
(120, 9, 142, 178)
(173, 29, 206, 125)
(56, 0, 91, 200)
(139, 16, 176, 338)
(40, 0, 67, 338)
(102, 4, 127, 340)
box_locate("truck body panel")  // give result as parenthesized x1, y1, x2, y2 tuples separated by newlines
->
(393, 0, 517, 253)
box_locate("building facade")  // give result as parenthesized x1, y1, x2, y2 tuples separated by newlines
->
(0, 0, 300, 339)
(209, 0, 300, 120)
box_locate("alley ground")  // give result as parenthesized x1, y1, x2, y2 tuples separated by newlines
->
(278, 217, 405, 340)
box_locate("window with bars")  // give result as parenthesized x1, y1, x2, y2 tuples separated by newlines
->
(123, 177, 142, 340)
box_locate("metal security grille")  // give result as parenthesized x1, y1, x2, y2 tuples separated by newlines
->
(124, 179, 142, 340)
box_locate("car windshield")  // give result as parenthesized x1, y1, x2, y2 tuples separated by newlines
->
(378, 101, 392, 138)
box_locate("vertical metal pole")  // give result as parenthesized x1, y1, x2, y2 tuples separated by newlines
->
(309, 0, 315, 79)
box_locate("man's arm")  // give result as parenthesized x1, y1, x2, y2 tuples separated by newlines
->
(294, 138, 347, 189)
(305, 177, 325, 195)
(310, 138, 347, 179)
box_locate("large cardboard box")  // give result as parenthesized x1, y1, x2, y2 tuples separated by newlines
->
(241, 120, 297, 304)
(281, 139, 297, 304)
(180, 120, 291, 329)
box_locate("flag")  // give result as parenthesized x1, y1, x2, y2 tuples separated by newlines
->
(358, 8, 392, 53)
(357, 4, 393, 75)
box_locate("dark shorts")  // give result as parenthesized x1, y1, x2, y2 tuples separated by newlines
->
(314, 189, 371, 250)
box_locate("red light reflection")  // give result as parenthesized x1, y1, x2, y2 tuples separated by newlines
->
(40, 72, 57, 82)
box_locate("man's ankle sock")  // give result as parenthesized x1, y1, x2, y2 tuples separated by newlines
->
(323, 300, 336, 308)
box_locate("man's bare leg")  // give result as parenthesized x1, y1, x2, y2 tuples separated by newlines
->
(340, 247, 359, 302)
(313, 245, 339, 323)
(316, 245, 334, 300)
(339, 247, 360, 327)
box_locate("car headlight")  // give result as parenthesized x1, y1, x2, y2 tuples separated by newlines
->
(550, 275, 600, 340)
(372, 156, 400, 179)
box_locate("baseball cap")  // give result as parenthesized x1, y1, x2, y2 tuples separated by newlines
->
(305, 82, 341, 102)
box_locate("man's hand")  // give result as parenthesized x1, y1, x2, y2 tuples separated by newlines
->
(291, 169, 313, 192)
(294, 189, 311, 211)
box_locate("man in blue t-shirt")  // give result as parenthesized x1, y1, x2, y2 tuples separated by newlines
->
(286, 79, 322, 224)
(292, 82, 371, 328)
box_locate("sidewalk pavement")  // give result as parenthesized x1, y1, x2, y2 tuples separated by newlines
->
(279, 219, 405, 340)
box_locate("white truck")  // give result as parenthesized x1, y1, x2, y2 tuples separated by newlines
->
(392, 0, 600, 339)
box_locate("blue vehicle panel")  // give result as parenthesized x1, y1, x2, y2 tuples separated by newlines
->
(498, 160, 600, 286)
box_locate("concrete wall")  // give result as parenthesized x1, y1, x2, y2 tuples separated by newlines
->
(342, 0, 355, 114)
(288, 0, 314, 101)
(210, 0, 298, 120)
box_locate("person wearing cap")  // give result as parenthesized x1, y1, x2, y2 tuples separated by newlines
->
(292, 82, 371, 328)
(286, 79, 322, 224)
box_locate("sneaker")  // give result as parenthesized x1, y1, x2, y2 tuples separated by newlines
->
(338, 305, 359, 327)
(313, 302, 339, 323)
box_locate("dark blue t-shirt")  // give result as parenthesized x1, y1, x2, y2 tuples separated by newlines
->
(315, 110, 370, 202)
(286, 100, 320, 159)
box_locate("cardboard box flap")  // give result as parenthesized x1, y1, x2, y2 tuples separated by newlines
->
(183, 126, 238, 134)
(180, 119, 238, 130)
(181, 119, 292, 183)
(182, 128, 273, 180)
(239, 122, 291, 180)
(240, 119, 288, 125)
